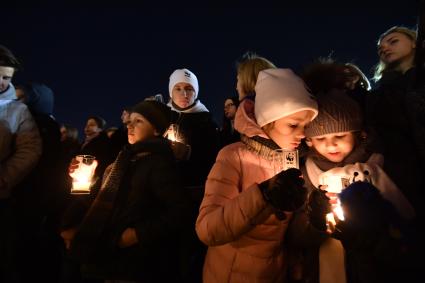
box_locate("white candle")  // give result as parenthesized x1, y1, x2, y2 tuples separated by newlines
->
(322, 175, 344, 193)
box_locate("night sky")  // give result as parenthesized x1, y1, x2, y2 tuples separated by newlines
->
(3, 1, 420, 138)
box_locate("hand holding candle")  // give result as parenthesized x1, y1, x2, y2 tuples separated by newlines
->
(69, 155, 97, 194)
(259, 168, 307, 212)
(166, 123, 180, 142)
(319, 174, 350, 224)
(307, 188, 332, 231)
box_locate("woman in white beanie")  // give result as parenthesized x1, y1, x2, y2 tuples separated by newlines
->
(196, 68, 318, 283)
(167, 68, 220, 282)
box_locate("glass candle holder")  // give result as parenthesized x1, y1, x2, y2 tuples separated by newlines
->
(70, 155, 96, 194)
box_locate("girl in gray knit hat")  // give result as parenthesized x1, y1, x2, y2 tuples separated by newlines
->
(287, 89, 415, 283)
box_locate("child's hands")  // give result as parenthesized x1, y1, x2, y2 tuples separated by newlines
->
(307, 188, 332, 231)
(318, 184, 341, 213)
(68, 158, 79, 176)
(68, 158, 98, 178)
(259, 168, 307, 212)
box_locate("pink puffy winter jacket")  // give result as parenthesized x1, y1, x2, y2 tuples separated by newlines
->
(196, 99, 293, 283)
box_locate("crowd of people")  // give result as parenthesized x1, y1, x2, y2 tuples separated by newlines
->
(0, 25, 424, 283)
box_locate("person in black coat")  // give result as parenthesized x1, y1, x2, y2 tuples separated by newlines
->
(366, 27, 425, 282)
(166, 68, 219, 190)
(61, 100, 190, 282)
(367, 26, 425, 219)
(166, 68, 219, 283)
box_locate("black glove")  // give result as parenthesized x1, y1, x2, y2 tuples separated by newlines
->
(307, 188, 332, 231)
(259, 168, 307, 212)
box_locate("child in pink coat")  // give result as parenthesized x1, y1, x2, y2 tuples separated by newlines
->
(196, 68, 318, 283)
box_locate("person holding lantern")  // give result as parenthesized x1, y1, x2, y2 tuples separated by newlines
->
(166, 68, 219, 193)
(166, 68, 219, 282)
(60, 100, 190, 282)
(286, 89, 416, 283)
(196, 68, 318, 283)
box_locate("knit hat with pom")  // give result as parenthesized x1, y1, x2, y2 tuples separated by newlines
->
(304, 89, 362, 138)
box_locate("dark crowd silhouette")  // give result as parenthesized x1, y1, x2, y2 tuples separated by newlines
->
(0, 22, 424, 283)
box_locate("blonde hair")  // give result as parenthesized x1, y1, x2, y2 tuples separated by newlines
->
(236, 52, 276, 99)
(373, 26, 417, 81)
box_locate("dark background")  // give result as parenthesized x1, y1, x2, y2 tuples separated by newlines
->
(3, 1, 420, 138)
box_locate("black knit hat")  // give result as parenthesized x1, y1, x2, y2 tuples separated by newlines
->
(131, 100, 172, 135)
(305, 89, 362, 138)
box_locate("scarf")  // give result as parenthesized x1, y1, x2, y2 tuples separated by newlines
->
(308, 142, 370, 172)
(0, 83, 17, 100)
(167, 99, 209, 113)
(241, 135, 280, 160)
(305, 142, 371, 189)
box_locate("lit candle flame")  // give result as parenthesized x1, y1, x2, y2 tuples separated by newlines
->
(326, 200, 345, 228)
(166, 124, 180, 142)
(333, 201, 345, 221)
(167, 131, 179, 142)
(71, 164, 94, 193)
(326, 212, 336, 226)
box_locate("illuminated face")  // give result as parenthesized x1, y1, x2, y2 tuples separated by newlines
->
(84, 118, 102, 138)
(0, 66, 14, 92)
(306, 131, 355, 163)
(378, 32, 416, 65)
(171, 82, 196, 108)
(126, 113, 158, 144)
(262, 110, 315, 150)
(224, 99, 237, 120)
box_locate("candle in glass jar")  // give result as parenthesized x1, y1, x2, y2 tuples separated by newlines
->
(70, 155, 96, 194)
(166, 124, 180, 142)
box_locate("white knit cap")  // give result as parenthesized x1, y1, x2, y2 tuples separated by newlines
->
(168, 68, 199, 99)
(255, 68, 318, 127)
